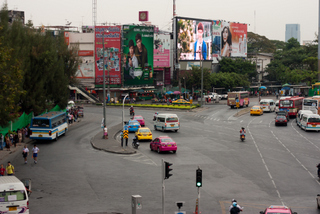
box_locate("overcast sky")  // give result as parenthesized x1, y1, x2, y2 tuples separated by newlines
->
(4, 0, 319, 42)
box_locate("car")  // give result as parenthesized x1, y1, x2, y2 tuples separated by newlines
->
(277, 110, 290, 121)
(275, 115, 288, 126)
(133, 115, 145, 127)
(135, 127, 152, 141)
(124, 120, 141, 132)
(260, 205, 297, 214)
(150, 136, 177, 154)
(172, 99, 190, 105)
(250, 105, 263, 115)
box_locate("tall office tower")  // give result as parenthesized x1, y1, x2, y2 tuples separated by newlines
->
(285, 24, 300, 43)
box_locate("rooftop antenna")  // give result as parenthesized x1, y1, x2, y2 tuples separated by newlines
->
(92, 0, 97, 26)
(254, 10, 256, 33)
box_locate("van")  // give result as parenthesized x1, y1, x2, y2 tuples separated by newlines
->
(260, 99, 276, 112)
(0, 176, 29, 213)
(154, 113, 179, 132)
(300, 113, 320, 131)
(296, 110, 313, 127)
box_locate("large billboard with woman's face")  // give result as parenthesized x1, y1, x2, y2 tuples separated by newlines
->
(176, 17, 212, 61)
(122, 25, 154, 86)
(95, 26, 121, 85)
(220, 21, 247, 57)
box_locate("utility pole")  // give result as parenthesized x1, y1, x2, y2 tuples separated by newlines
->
(318, 0, 320, 81)
(107, 48, 111, 102)
(200, 49, 204, 107)
(102, 32, 106, 127)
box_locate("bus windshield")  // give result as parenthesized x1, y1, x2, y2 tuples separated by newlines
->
(32, 119, 50, 128)
(228, 93, 237, 98)
(280, 100, 293, 107)
(303, 99, 318, 106)
(308, 117, 320, 123)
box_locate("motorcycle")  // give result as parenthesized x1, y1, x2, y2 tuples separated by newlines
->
(132, 137, 139, 149)
(130, 109, 135, 117)
(240, 135, 245, 142)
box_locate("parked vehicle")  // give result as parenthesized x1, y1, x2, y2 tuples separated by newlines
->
(260, 99, 276, 112)
(154, 114, 180, 132)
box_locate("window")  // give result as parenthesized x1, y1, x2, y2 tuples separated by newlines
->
(0, 191, 26, 202)
(32, 119, 50, 128)
(166, 117, 178, 122)
(308, 117, 320, 123)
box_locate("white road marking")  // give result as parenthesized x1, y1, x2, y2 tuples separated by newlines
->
(290, 120, 320, 151)
(240, 120, 243, 123)
(248, 117, 285, 206)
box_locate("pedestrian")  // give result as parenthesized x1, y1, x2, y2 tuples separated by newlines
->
(103, 125, 108, 139)
(0, 164, 5, 176)
(6, 161, 14, 176)
(22, 145, 29, 164)
(32, 145, 40, 164)
(13, 131, 18, 147)
(18, 129, 22, 146)
(5, 133, 10, 151)
(0, 133, 3, 150)
(68, 112, 72, 124)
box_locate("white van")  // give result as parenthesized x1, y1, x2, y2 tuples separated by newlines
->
(154, 113, 180, 132)
(260, 99, 276, 112)
(296, 110, 313, 127)
(0, 176, 29, 213)
(300, 113, 320, 131)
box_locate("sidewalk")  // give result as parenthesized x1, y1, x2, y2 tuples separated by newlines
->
(0, 138, 33, 163)
(90, 123, 136, 155)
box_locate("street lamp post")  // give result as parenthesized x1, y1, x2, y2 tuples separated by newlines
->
(200, 49, 204, 107)
(107, 48, 111, 103)
(102, 31, 107, 127)
(122, 94, 129, 127)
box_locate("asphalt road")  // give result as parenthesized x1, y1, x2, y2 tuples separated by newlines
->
(9, 97, 320, 214)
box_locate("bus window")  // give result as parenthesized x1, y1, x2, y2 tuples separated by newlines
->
(280, 100, 293, 107)
(32, 119, 50, 128)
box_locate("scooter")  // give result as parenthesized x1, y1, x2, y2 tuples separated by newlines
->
(130, 109, 135, 117)
(240, 135, 245, 142)
(132, 138, 139, 149)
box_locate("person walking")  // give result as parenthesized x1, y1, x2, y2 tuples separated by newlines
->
(0, 164, 5, 176)
(103, 125, 108, 139)
(22, 145, 29, 164)
(5, 133, 10, 151)
(32, 145, 40, 164)
(6, 161, 14, 176)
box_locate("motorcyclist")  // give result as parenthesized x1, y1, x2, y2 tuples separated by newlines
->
(153, 112, 158, 121)
(317, 163, 320, 178)
(129, 105, 134, 116)
(229, 199, 243, 214)
(132, 135, 138, 148)
(240, 127, 246, 138)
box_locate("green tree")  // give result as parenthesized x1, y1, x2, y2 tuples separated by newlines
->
(218, 58, 257, 80)
(247, 32, 276, 53)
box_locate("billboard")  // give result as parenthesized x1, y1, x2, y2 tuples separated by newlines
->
(154, 33, 170, 67)
(212, 20, 221, 58)
(176, 17, 212, 61)
(122, 25, 154, 86)
(76, 63, 94, 78)
(220, 21, 247, 57)
(95, 26, 121, 85)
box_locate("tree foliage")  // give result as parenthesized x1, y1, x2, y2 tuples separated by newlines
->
(0, 5, 79, 125)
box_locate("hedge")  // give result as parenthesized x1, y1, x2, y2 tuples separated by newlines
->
(96, 103, 200, 110)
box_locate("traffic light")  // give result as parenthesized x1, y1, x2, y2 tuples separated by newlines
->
(196, 168, 202, 187)
(164, 161, 173, 180)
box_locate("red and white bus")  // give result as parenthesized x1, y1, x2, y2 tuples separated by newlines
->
(279, 96, 304, 117)
(227, 91, 250, 108)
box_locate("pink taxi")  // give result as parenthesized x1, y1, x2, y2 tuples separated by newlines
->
(133, 115, 145, 127)
(150, 136, 177, 154)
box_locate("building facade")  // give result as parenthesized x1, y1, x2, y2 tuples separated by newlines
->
(285, 24, 300, 43)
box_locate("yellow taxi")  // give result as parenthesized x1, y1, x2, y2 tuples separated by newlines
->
(135, 127, 153, 141)
(250, 105, 263, 116)
(172, 99, 190, 105)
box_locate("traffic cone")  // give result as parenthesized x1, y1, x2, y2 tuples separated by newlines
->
(194, 198, 198, 214)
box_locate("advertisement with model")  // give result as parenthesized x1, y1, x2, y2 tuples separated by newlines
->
(122, 25, 154, 86)
(220, 21, 247, 57)
(176, 17, 212, 61)
(94, 26, 121, 85)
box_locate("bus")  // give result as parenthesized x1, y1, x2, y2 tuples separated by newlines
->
(227, 91, 250, 108)
(302, 96, 320, 115)
(30, 111, 68, 141)
(279, 96, 304, 117)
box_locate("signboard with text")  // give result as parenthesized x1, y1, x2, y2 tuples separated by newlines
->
(154, 33, 170, 67)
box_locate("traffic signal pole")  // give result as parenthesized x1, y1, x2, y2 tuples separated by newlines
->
(196, 166, 202, 214)
(162, 159, 165, 214)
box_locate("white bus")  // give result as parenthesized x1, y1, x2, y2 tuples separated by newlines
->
(300, 113, 320, 132)
(302, 96, 320, 115)
(30, 111, 68, 141)
(154, 114, 180, 132)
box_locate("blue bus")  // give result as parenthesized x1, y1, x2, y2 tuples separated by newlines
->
(30, 111, 68, 141)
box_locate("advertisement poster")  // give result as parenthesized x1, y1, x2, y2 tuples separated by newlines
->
(212, 20, 221, 58)
(122, 25, 154, 86)
(220, 21, 247, 57)
(95, 26, 121, 85)
(76, 63, 94, 78)
(176, 17, 212, 61)
(154, 33, 170, 67)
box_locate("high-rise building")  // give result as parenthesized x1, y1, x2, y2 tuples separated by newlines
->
(285, 24, 300, 43)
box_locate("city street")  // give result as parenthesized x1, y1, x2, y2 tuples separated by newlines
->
(8, 97, 320, 214)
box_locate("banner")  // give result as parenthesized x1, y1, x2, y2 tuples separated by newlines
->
(154, 33, 170, 67)
(78, 50, 94, 56)
(176, 17, 212, 61)
(95, 26, 121, 85)
(122, 25, 154, 86)
(76, 63, 94, 78)
(220, 21, 247, 57)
